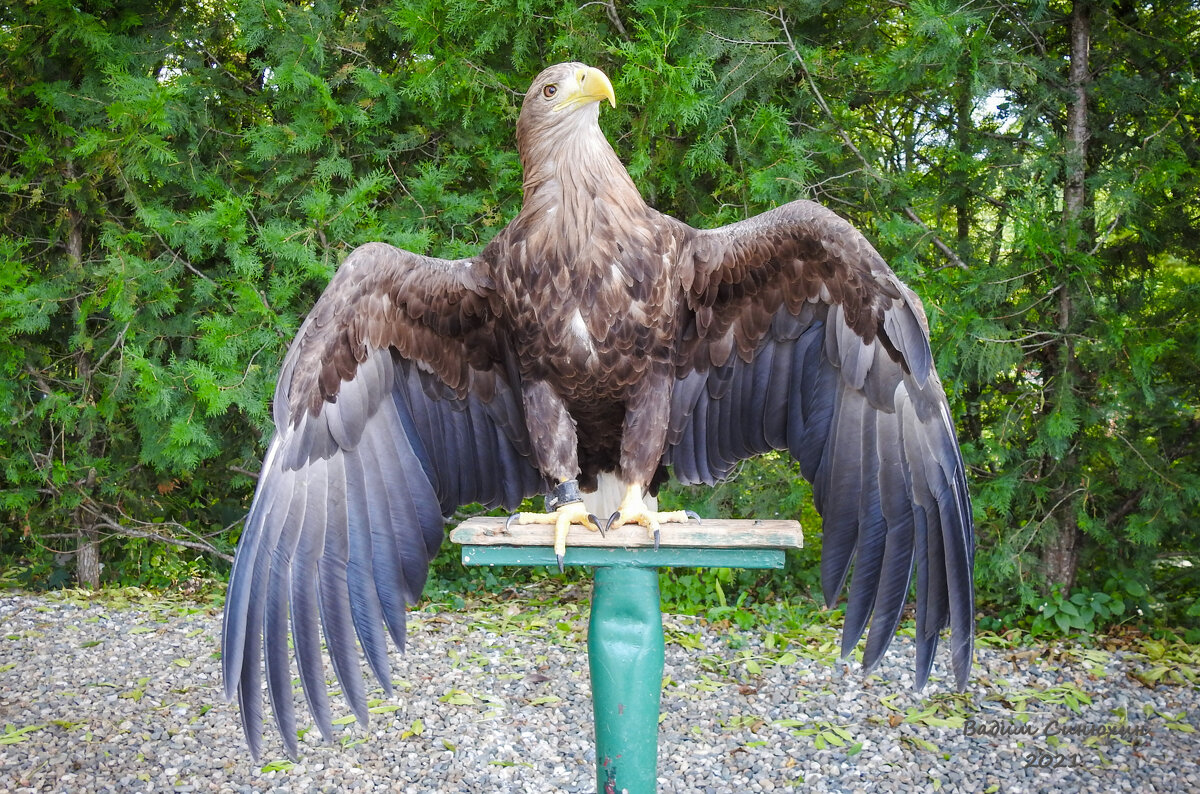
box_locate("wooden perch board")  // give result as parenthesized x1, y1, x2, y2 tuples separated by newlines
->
(451, 516, 803, 550)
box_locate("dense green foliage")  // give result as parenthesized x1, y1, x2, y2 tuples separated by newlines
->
(2, 0, 1197, 634)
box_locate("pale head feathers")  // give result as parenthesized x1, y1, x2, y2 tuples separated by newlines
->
(516, 62, 641, 210)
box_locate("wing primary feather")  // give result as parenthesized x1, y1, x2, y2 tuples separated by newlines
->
(380, 406, 442, 601)
(911, 502, 936, 688)
(264, 556, 299, 759)
(817, 387, 863, 607)
(227, 455, 298, 758)
(922, 491, 951, 644)
(222, 439, 288, 701)
(861, 525, 916, 674)
(399, 362, 444, 486)
(860, 453, 917, 672)
(261, 471, 311, 758)
(390, 359, 437, 482)
(237, 614, 266, 760)
(288, 462, 335, 746)
(392, 372, 450, 548)
(933, 399, 976, 690)
(839, 403, 885, 656)
(925, 456, 974, 690)
(949, 466, 976, 689)
(904, 394, 950, 689)
(358, 426, 412, 651)
(860, 403, 918, 673)
(316, 454, 371, 728)
(342, 450, 392, 694)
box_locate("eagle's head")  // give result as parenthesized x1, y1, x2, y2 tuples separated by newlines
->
(515, 62, 637, 207)
(519, 62, 615, 132)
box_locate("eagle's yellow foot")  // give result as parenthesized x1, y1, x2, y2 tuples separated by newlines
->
(606, 485, 701, 550)
(506, 485, 601, 570)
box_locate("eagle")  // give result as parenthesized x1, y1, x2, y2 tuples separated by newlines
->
(222, 62, 974, 758)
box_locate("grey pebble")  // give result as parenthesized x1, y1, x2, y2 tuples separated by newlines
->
(1, 591, 1197, 793)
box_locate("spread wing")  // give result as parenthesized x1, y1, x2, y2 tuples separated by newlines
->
(221, 243, 544, 759)
(665, 200, 974, 689)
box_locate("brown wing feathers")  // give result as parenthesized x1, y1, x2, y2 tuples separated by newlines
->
(286, 243, 499, 422)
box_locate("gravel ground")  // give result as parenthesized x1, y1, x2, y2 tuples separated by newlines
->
(1, 585, 1197, 794)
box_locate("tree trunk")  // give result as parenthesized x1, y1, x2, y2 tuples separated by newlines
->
(1042, 0, 1092, 594)
(76, 525, 101, 589)
(73, 472, 100, 589)
(954, 51, 974, 255)
(1063, 0, 1092, 232)
(64, 177, 101, 590)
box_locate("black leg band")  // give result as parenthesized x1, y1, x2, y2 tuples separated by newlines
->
(546, 479, 583, 512)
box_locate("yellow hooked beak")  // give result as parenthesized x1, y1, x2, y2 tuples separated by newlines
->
(551, 65, 616, 113)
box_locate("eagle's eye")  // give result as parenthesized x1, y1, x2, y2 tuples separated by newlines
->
(542, 84, 557, 98)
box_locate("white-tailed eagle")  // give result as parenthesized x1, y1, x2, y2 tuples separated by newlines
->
(222, 62, 975, 758)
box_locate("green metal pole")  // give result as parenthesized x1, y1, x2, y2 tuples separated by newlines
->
(589, 565, 664, 794)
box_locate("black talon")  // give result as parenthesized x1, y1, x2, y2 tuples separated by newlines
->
(606, 510, 621, 533)
(589, 514, 605, 538)
(653, 528, 661, 551)
(556, 553, 566, 573)
(505, 513, 520, 531)
(685, 510, 701, 524)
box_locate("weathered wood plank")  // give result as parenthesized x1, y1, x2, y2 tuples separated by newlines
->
(451, 516, 803, 549)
